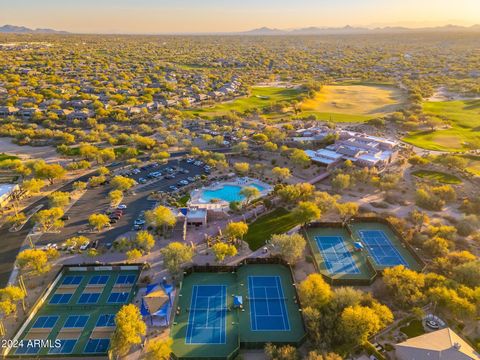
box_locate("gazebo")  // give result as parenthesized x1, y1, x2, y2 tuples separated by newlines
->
(141, 283, 175, 326)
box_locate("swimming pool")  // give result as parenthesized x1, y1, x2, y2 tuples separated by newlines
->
(200, 184, 266, 203)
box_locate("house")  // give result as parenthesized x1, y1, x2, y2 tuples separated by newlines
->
(67, 110, 93, 121)
(17, 108, 42, 120)
(0, 106, 19, 117)
(0, 184, 20, 208)
(395, 328, 480, 360)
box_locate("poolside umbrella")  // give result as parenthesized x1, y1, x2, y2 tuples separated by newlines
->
(354, 242, 364, 250)
(233, 296, 243, 308)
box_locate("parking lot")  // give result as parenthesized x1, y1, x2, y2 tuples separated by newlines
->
(37, 158, 208, 249)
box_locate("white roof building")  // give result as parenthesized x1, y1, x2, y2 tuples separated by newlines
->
(0, 184, 19, 208)
(395, 328, 480, 360)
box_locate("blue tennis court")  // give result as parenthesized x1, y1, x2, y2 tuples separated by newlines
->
(78, 293, 100, 304)
(96, 314, 115, 327)
(64, 315, 89, 328)
(116, 274, 136, 284)
(107, 292, 129, 304)
(32, 315, 59, 329)
(315, 236, 359, 274)
(48, 339, 77, 354)
(358, 230, 407, 267)
(84, 338, 110, 353)
(89, 275, 109, 285)
(62, 276, 83, 285)
(186, 285, 226, 344)
(248, 276, 290, 331)
(49, 293, 73, 304)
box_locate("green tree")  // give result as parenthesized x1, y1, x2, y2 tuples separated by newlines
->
(211, 243, 237, 263)
(293, 201, 321, 225)
(272, 167, 291, 182)
(160, 242, 194, 275)
(111, 175, 136, 191)
(33, 207, 64, 232)
(126, 249, 143, 262)
(21, 178, 45, 194)
(144, 337, 173, 360)
(109, 190, 123, 207)
(270, 233, 306, 264)
(298, 274, 332, 309)
(17, 249, 50, 274)
(111, 304, 146, 357)
(145, 206, 177, 234)
(233, 162, 250, 175)
(382, 266, 425, 307)
(88, 213, 110, 232)
(48, 191, 70, 208)
(331, 173, 351, 192)
(239, 186, 260, 205)
(224, 221, 248, 243)
(135, 231, 155, 253)
(33, 161, 66, 185)
(340, 305, 392, 347)
(290, 149, 311, 167)
(264, 343, 299, 360)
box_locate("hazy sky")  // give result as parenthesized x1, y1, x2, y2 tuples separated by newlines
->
(1, 0, 479, 33)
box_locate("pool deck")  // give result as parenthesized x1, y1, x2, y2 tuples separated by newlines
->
(189, 177, 272, 208)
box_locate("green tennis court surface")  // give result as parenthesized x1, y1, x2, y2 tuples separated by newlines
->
(6, 265, 141, 358)
(171, 264, 305, 359)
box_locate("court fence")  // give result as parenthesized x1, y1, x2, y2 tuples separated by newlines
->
(349, 216, 426, 272)
(4, 263, 145, 358)
(303, 222, 378, 286)
(176, 258, 307, 356)
(303, 217, 426, 286)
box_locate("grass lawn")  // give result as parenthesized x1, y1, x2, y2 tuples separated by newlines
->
(461, 154, 480, 176)
(0, 153, 19, 162)
(299, 84, 405, 122)
(178, 194, 191, 207)
(184, 86, 304, 119)
(403, 100, 480, 151)
(412, 169, 462, 184)
(400, 320, 426, 338)
(244, 207, 299, 250)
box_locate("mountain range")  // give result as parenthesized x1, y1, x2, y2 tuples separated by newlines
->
(0, 24, 69, 34)
(1, 23, 479, 35)
(241, 24, 480, 35)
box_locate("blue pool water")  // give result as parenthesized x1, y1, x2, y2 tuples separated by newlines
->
(200, 184, 265, 203)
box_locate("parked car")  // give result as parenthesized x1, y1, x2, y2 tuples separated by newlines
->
(80, 241, 90, 251)
(187, 177, 196, 182)
(138, 177, 147, 184)
(169, 185, 178, 191)
(60, 215, 70, 221)
(186, 158, 194, 163)
(117, 204, 127, 210)
(165, 174, 175, 179)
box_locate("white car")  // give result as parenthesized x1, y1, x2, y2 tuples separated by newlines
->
(117, 204, 127, 210)
(80, 241, 90, 251)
